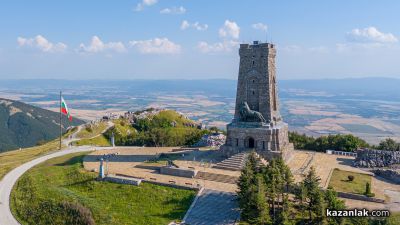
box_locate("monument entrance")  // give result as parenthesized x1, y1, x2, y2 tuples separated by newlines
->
(247, 137, 255, 148)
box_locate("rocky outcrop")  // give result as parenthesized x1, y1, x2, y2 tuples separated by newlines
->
(193, 133, 226, 147)
(373, 169, 400, 184)
(354, 149, 400, 168)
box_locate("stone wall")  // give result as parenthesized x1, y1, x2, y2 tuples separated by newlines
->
(160, 166, 198, 178)
(373, 169, 400, 184)
(104, 174, 142, 186)
(354, 149, 400, 167)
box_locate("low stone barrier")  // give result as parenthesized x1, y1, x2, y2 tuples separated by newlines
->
(337, 191, 385, 203)
(143, 179, 200, 191)
(160, 166, 198, 178)
(326, 150, 357, 157)
(103, 174, 142, 186)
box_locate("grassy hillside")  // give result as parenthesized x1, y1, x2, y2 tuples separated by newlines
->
(11, 152, 196, 225)
(0, 128, 76, 180)
(0, 98, 84, 152)
(105, 109, 209, 147)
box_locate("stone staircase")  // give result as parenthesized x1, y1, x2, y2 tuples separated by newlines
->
(183, 189, 240, 225)
(195, 171, 238, 184)
(213, 152, 249, 171)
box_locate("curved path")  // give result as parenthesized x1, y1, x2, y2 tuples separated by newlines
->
(0, 123, 113, 225)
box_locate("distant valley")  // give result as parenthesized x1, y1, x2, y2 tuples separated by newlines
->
(0, 78, 399, 145)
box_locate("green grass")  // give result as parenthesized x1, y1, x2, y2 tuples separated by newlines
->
(328, 169, 372, 195)
(11, 152, 196, 225)
(387, 212, 400, 225)
(74, 135, 111, 147)
(76, 122, 108, 139)
(156, 110, 193, 127)
(0, 127, 77, 180)
(113, 119, 137, 136)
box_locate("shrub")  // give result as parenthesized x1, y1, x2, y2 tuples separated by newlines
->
(85, 126, 93, 133)
(36, 140, 47, 146)
(348, 175, 354, 182)
(60, 201, 95, 225)
(364, 182, 374, 197)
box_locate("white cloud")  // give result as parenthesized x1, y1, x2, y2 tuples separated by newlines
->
(346, 27, 398, 43)
(134, 0, 158, 12)
(197, 40, 239, 53)
(252, 23, 268, 31)
(129, 38, 181, 54)
(17, 35, 67, 53)
(180, 20, 208, 31)
(160, 6, 186, 14)
(219, 20, 240, 39)
(308, 46, 329, 53)
(281, 45, 302, 53)
(78, 36, 126, 53)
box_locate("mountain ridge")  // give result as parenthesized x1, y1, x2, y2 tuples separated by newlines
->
(0, 98, 84, 152)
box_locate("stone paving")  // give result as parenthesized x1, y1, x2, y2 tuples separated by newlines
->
(84, 147, 400, 213)
(183, 189, 240, 225)
(83, 147, 239, 192)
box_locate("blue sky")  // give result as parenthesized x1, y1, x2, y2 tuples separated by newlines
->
(0, 0, 400, 80)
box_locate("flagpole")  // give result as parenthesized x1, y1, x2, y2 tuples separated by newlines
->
(60, 91, 62, 150)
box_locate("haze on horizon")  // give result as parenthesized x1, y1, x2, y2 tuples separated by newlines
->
(0, 0, 400, 80)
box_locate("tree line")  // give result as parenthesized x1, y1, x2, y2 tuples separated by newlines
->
(237, 152, 395, 225)
(289, 132, 400, 152)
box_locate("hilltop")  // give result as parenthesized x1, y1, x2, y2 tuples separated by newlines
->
(104, 109, 209, 147)
(0, 98, 84, 152)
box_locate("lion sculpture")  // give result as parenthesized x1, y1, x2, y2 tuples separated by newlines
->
(239, 102, 266, 123)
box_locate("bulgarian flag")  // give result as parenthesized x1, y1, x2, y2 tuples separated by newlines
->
(61, 97, 72, 121)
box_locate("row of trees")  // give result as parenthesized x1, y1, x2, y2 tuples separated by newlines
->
(376, 138, 400, 151)
(289, 131, 400, 152)
(288, 132, 369, 152)
(237, 152, 395, 225)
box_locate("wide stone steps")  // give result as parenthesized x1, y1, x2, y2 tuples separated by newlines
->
(213, 152, 249, 171)
(195, 171, 238, 184)
(183, 189, 240, 225)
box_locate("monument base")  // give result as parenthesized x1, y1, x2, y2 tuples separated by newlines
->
(220, 121, 293, 161)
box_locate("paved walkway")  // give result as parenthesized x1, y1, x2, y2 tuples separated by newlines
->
(183, 189, 240, 225)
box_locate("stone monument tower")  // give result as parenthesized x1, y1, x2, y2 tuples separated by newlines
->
(221, 41, 293, 160)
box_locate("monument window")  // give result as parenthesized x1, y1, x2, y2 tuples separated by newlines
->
(236, 138, 239, 146)
(252, 61, 255, 66)
(263, 141, 265, 149)
(252, 91, 255, 95)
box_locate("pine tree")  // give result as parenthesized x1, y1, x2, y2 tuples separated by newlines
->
(237, 156, 256, 221)
(263, 159, 283, 222)
(249, 175, 271, 225)
(294, 182, 307, 219)
(303, 167, 324, 222)
(325, 187, 345, 225)
(279, 194, 293, 225)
